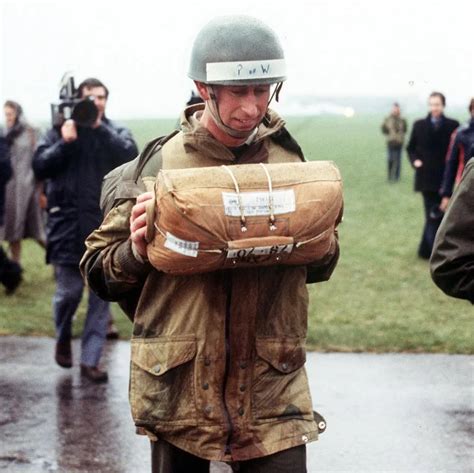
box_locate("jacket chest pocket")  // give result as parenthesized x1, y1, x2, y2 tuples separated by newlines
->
(130, 337, 197, 425)
(251, 338, 314, 423)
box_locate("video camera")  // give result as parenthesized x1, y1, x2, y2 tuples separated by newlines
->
(51, 73, 98, 128)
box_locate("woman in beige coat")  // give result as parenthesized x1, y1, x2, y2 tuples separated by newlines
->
(1, 101, 45, 263)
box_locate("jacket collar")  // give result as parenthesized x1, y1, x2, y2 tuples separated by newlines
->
(426, 113, 445, 123)
(179, 104, 286, 163)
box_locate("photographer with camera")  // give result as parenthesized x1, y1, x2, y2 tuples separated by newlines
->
(33, 77, 138, 382)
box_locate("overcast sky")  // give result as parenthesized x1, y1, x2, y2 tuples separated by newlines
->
(1, 0, 473, 121)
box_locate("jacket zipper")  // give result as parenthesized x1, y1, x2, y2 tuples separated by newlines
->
(222, 271, 234, 455)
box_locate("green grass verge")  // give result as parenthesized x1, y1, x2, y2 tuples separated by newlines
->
(0, 115, 471, 353)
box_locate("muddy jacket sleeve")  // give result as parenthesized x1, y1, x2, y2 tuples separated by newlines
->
(430, 159, 474, 303)
(305, 232, 340, 284)
(305, 203, 342, 284)
(80, 198, 153, 320)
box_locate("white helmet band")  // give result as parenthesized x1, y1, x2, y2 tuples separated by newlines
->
(206, 59, 286, 83)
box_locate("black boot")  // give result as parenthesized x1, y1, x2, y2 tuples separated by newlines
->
(55, 340, 72, 368)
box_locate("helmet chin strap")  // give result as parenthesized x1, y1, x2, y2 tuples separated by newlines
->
(205, 82, 283, 142)
(268, 82, 283, 106)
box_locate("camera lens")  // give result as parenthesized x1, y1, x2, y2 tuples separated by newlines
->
(72, 99, 98, 127)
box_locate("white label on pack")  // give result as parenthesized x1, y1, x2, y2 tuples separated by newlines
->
(206, 59, 286, 82)
(222, 190, 296, 217)
(164, 232, 199, 258)
(227, 244, 294, 259)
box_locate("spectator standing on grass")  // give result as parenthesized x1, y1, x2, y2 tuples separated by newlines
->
(430, 158, 473, 303)
(0, 100, 45, 264)
(33, 78, 138, 382)
(381, 102, 407, 182)
(406, 92, 459, 259)
(439, 97, 474, 212)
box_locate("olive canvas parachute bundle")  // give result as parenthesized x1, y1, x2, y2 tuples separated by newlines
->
(145, 161, 343, 275)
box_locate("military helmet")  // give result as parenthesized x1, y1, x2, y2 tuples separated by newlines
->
(188, 15, 286, 86)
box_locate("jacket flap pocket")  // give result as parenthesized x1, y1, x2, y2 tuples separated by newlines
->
(131, 337, 196, 376)
(255, 337, 306, 373)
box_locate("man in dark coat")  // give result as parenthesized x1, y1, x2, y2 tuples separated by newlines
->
(406, 92, 459, 259)
(0, 136, 22, 294)
(33, 78, 138, 381)
(430, 158, 473, 303)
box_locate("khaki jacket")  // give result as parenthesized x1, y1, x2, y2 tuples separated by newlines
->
(431, 158, 473, 303)
(80, 105, 340, 461)
(381, 114, 407, 147)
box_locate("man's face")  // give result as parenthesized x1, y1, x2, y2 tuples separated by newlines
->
(214, 84, 271, 132)
(4, 106, 16, 129)
(428, 96, 444, 119)
(391, 105, 400, 116)
(81, 86, 107, 119)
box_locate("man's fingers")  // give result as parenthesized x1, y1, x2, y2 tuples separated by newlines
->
(130, 192, 154, 255)
(131, 226, 147, 243)
(130, 201, 148, 221)
(136, 192, 154, 204)
(130, 212, 147, 232)
(61, 119, 78, 142)
(130, 192, 154, 221)
(131, 227, 148, 257)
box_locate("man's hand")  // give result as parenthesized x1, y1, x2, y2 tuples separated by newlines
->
(413, 159, 423, 168)
(439, 196, 450, 212)
(130, 192, 154, 258)
(61, 119, 78, 143)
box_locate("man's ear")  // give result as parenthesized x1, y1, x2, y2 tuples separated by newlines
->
(194, 81, 210, 101)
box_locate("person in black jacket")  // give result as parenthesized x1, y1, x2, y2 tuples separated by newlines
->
(0, 136, 22, 294)
(33, 78, 138, 382)
(439, 97, 474, 212)
(406, 92, 459, 259)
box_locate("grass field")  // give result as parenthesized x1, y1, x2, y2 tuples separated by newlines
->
(0, 114, 472, 353)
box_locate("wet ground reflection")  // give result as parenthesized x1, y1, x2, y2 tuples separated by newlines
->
(1, 337, 472, 472)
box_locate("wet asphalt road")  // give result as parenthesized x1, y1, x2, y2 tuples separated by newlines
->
(0, 336, 472, 472)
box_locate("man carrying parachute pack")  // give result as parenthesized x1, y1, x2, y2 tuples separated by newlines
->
(81, 15, 342, 472)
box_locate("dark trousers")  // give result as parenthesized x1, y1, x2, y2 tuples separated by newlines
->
(387, 145, 402, 181)
(150, 440, 307, 473)
(418, 191, 442, 259)
(53, 264, 109, 367)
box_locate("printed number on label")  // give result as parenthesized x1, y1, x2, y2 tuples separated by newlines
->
(164, 232, 199, 258)
(227, 244, 294, 259)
